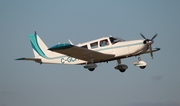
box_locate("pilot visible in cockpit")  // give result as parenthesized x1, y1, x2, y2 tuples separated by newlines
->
(101, 40, 109, 47)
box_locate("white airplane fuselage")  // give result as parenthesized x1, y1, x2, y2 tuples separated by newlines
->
(16, 32, 160, 72)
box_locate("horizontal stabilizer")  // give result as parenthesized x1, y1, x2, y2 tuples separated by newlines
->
(15, 58, 42, 63)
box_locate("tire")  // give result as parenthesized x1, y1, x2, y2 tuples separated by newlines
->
(88, 68, 95, 71)
(119, 69, 126, 73)
(139, 66, 146, 69)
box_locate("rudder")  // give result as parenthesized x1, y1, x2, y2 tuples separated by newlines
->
(28, 32, 50, 58)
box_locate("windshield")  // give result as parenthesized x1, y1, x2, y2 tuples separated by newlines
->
(110, 37, 125, 44)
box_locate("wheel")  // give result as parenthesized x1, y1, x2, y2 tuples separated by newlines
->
(88, 68, 95, 71)
(119, 69, 126, 73)
(139, 66, 146, 69)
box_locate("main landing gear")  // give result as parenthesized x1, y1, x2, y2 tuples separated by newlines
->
(84, 63, 97, 71)
(84, 56, 147, 72)
(114, 56, 147, 73)
(133, 56, 147, 69)
(114, 59, 128, 73)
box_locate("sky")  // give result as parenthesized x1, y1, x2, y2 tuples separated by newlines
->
(0, 0, 180, 106)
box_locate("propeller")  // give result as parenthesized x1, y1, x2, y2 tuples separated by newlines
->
(140, 33, 158, 59)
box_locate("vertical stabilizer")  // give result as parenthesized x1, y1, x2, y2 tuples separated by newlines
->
(28, 32, 50, 58)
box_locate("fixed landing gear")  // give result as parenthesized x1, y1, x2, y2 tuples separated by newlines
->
(133, 56, 147, 69)
(115, 64, 128, 72)
(114, 59, 128, 72)
(84, 56, 147, 72)
(84, 63, 97, 72)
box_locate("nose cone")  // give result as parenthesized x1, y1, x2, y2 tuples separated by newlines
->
(144, 39, 154, 45)
(148, 40, 154, 44)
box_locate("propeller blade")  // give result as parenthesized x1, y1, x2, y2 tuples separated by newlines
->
(149, 45, 153, 59)
(140, 33, 157, 59)
(151, 33, 158, 40)
(140, 33, 146, 39)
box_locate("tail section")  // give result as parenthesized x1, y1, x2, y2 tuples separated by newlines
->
(28, 32, 51, 58)
(16, 31, 84, 64)
(16, 32, 64, 64)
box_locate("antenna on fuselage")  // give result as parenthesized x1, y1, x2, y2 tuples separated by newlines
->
(68, 39, 74, 45)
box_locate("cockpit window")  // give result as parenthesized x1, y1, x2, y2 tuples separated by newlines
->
(100, 39, 109, 47)
(110, 37, 125, 44)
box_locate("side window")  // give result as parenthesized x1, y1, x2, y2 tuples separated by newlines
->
(90, 42, 98, 49)
(81, 45, 88, 49)
(100, 39, 109, 47)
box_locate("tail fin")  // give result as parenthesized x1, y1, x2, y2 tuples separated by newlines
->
(28, 32, 50, 58)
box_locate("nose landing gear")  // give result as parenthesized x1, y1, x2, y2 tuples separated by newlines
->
(133, 56, 147, 69)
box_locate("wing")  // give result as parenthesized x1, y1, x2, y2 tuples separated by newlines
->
(48, 43, 115, 63)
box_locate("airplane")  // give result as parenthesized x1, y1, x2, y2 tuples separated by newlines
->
(16, 31, 160, 72)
